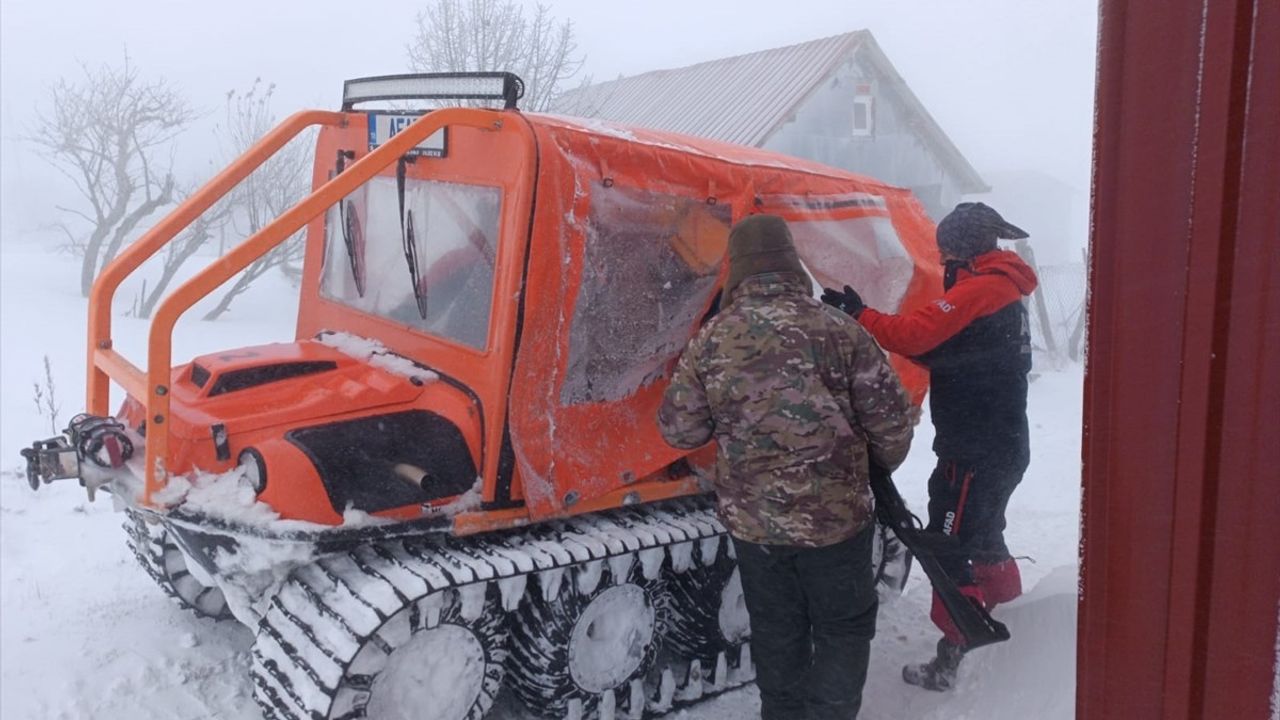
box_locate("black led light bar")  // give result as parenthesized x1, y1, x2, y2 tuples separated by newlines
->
(342, 72, 526, 110)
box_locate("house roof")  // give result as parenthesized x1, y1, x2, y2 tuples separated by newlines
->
(555, 30, 988, 193)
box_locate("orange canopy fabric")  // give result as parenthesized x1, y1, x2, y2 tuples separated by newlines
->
(509, 114, 940, 518)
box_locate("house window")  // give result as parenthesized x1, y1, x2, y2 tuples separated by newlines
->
(852, 94, 875, 136)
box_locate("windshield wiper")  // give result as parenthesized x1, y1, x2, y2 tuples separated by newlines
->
(339, 199, 366, 296)
(398, 156, 428, 319)
(402, 210, 429, 319)
(334, 150, 366, 296)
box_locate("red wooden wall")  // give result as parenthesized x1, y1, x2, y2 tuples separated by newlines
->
(1081, 1, 1279, 718)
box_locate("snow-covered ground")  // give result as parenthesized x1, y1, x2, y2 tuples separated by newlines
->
(0, 243, 1081, 719)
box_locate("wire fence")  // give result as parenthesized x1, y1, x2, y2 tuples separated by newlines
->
(1028, 262, 1088, 367)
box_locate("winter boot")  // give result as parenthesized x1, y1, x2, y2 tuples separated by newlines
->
(902, 639, 965, 691)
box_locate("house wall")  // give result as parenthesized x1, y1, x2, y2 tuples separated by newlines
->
(762, 50, 967, 220)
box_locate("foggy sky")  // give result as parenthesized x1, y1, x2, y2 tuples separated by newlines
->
(0, 0, 1098, 253)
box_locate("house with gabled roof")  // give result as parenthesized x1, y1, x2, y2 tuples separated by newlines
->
(556, 31, 987, 219)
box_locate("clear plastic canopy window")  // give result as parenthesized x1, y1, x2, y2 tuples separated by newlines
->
(562, 184, 730, 405)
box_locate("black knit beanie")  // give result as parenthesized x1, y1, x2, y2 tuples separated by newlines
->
(936, 202, 1029, 259)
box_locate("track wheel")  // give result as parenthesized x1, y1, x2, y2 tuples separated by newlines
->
(124, 509, 232, 621)
(353, 588, 507, 720)
(254, 575, 509, 720)
(663, 536, 750, 687)
(508, 555, 668, 718)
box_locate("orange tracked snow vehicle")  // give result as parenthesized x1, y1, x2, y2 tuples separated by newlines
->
(23, 73, 940, 720)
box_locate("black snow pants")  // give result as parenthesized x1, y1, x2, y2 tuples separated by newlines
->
(732, 524, 879, 720)
(926, 456, 1025, 582)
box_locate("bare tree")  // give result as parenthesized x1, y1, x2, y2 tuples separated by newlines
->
(32, 54, 194, 296)
(407, 0, 585, 111)
(202, 79, 313, 321)
(134, 198, 231, 318)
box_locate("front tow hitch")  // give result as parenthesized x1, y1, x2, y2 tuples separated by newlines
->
(20, 415, 135, 498)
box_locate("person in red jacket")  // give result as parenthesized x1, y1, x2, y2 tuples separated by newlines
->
(822, 202, 1038, 691)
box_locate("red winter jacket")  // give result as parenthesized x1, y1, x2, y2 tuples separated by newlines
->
(860, 249, 1038, 464)
(860, 250, 1038, 357)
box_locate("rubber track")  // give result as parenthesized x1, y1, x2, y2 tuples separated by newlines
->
(250, 496, 754, 720)
(125, 510, 176, 593)
(124, 509, 233, 621)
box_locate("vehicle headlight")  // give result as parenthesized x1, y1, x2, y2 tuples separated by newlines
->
(238, 448, 267, 494)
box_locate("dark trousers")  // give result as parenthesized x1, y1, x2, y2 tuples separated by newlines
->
(733, 525, 879, 720)
(925, 457, 1025, 582)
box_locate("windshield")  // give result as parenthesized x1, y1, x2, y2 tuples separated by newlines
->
(321, 175, 501, 349)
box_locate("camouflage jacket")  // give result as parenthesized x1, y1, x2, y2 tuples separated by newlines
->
(658, 274, 914, 547)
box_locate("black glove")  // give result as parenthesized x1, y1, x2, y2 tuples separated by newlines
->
(821, 285, 865, 318)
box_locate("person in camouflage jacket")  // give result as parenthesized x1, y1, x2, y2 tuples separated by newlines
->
(659, 214, 914, 720)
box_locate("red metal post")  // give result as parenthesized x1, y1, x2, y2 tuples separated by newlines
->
(1081, 1, 1280, 718)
